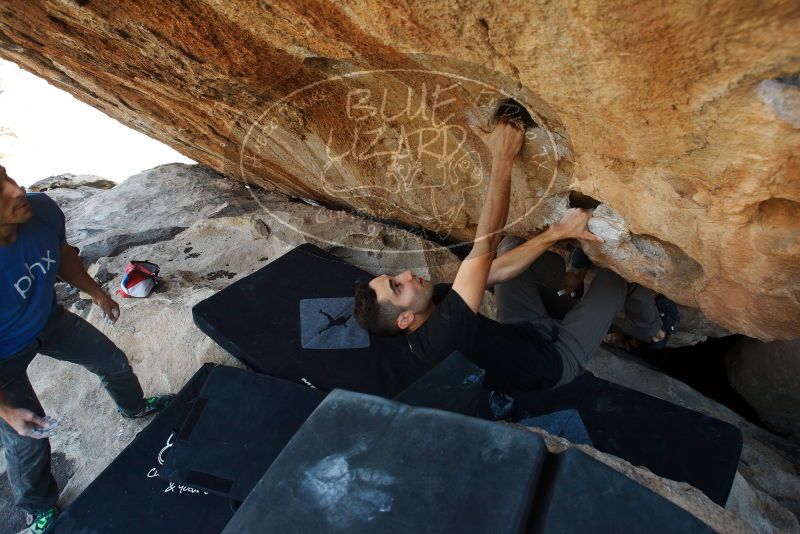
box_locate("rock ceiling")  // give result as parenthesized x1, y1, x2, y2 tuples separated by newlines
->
(0, 1, 798, 339)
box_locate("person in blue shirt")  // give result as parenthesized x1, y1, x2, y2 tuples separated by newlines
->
(0, 165, 173, 534)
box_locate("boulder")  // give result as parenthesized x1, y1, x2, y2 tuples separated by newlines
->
(58, 163, 460, 279)
(27, 173, 115, 215)
(28, 173, 116, 192)
(0, 2, 798, 340)
(727, 339, 800, 445)
(37, 186, 102, 216)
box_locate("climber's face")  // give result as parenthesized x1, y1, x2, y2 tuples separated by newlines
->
(0, 165, 33, 226)
(369, 271, 435, 329)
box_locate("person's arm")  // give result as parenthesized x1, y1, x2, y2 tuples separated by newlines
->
(486, 208, 604, 288)
(452, 121, 523, 312)
(486, 229, 560, 288)
(0, 388, 50, 439)
(58, 243, 120, 324)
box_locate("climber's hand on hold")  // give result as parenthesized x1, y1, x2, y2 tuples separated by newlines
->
(475, 119, 525, 165)
(549, 208, 604, 244)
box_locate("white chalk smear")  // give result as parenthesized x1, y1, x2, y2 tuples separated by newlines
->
(300, 443, 397, 528)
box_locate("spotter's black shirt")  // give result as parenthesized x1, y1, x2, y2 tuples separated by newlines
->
(407, 284, 563, 393)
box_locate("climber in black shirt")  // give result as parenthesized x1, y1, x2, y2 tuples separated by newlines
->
(353, 118, 670, 394)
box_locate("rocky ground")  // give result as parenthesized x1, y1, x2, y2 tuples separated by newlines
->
(1, 163, 798, 533)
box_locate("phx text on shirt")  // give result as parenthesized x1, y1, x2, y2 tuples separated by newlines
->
(12, 248, 57, 299)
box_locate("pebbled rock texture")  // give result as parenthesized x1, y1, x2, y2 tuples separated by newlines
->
(0, 1, 798, 341)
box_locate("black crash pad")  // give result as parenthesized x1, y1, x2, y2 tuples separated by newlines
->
(223, 390, 547, 534)
(394, 351, 484, 415)
(510, 372, 742, 506)
(158, 366, 326, 504)
(50, 364, 235, 534)
(192, 244, 429, 397)
(160, 355, 484, 501)
(527, 448, 713, 533)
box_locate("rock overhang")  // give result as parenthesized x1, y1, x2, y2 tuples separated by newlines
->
(0, 0, 798, 340)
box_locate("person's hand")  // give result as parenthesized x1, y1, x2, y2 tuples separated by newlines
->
(549, 208, 604, 243)
(1, 407, 56, 439)
(92, 291, 121, 325)
(480, 119, 525, 164)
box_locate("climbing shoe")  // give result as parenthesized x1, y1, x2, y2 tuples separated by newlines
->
(26, 507, 59, 534)
(119, 394, 175, 419)
(650, 295, 681, 350)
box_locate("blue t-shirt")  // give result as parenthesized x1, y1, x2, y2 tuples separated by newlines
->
(0, 193, 66, 358)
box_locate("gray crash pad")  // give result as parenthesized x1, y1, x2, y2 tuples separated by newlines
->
(527, 447, 713, 533)
(223, 390, 547, 534)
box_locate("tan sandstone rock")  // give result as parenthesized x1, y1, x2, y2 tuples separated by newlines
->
(0, 1, 798, 340)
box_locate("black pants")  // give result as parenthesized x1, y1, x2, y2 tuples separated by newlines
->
(494, 236, 662, 387)
(0, 305, 145, 514)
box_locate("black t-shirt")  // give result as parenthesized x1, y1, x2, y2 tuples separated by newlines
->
(407, 284, 563, 393)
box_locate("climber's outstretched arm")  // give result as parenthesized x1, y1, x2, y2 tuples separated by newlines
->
(486, 208, 603, 288)
(452, 120, 523, 312)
